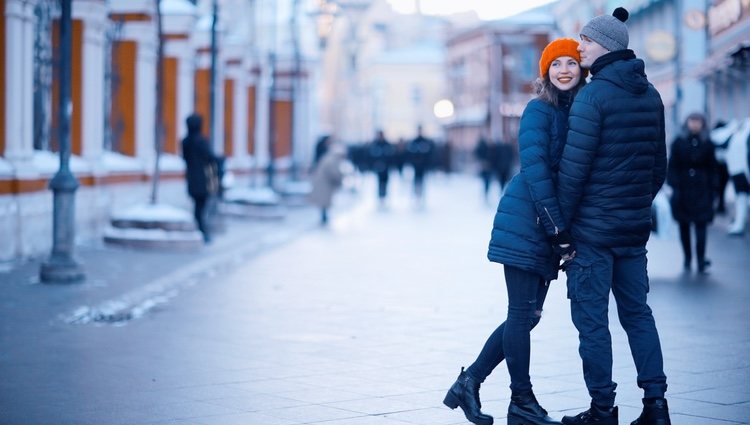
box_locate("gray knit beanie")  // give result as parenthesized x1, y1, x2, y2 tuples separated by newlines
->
(580, 7, 629, 52)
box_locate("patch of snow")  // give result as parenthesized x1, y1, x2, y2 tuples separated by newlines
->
(151, 153, 186, 172)
(225, 155, 254, 170)
(101, 151, 145, 173)
(280, 180, 312, 195)
(30, 150, 91, 175)
(104, 225, 202, 241)
(0, 158, 12, 176)
(110, 203, 194, 222)
(223, 186, 280, 205)
(161, 0, 196, 15)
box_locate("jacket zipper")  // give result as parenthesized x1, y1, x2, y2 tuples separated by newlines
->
(543, 207, 559, 235)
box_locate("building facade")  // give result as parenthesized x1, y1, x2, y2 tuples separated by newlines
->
(444, 9, 554, 168)
(317, 0, 455, 144)
(0, 0, 320, 260)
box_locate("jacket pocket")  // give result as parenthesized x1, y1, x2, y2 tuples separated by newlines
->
(565, 259, 594, 302)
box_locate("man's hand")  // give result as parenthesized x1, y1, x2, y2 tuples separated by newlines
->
(551, 230, 576, 262)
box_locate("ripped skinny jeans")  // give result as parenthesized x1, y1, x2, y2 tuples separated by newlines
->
(466, 265, 550, 395)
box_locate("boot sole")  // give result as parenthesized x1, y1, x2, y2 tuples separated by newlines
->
(443, 391, 494, 425)
(508, 412, 562, 425)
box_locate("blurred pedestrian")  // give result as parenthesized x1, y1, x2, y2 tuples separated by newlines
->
(444, 38, 586, 425)
(394, 138, 407, 178)
(710, 120, 731, 214)
(181, 114, 220, 243)
(725, 118, 750, 236)
(556, 8, 672, 425)
(368, 130, 395, 205)
(312, 135, 331, 170)
(309, 141, 347, 225)
(493, 141, 516, 195)
(406, 125, 436, 202)
(474, 134, 493, 202)
(668, 113, 717, 273)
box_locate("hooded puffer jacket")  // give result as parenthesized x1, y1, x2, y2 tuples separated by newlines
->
(487, 96, 571, 281)
(557, 50, 667, 248)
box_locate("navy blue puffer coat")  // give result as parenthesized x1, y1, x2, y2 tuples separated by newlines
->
(557, 50, 667, 248)
(487, 96, 572, 281)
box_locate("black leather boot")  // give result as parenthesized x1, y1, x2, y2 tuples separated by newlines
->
(630, 398, 671, 425)
(561, 403, 618, 425)
(443, 367, 494, 425)
(507, 391, 562, 425)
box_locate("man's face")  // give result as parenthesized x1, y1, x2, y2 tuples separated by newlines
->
(577, 35, 609, 68)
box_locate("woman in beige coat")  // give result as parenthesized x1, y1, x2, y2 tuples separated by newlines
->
(309, 143, 346, 225)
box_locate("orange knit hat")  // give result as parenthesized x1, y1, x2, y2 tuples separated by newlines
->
(538, 38, 586, 78)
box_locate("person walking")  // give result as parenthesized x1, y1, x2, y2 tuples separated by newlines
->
(368, 130, 395, 205)
(725, 118, 750, 236)
(309, 141, 347, 225)
(668, 113, 717, 273)
(443, 38, 586, 425)
(554, 8, 672, 425)
(474, 134, 494, 202)
(181, 114, 219, 243)
(493, 141, 516, 195)
(406, 125, 436, 203)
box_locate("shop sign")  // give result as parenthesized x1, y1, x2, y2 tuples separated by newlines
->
(708, 0, 750, 35)
(645, 30, 677, 62)
(684, 9, 707, 30)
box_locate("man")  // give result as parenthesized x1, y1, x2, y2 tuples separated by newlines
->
(182, 114, 220, 243)
(406, 125, 435, 202)
(555, 8, 671, 425)
(368, 130, 395, 204)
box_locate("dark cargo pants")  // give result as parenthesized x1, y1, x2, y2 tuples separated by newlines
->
(565, 243, 668, 407)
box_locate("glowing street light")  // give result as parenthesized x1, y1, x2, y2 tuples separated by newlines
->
(433, 99, 454, 119)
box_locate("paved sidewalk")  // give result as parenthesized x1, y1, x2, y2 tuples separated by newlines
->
(1, 174, 749, 425)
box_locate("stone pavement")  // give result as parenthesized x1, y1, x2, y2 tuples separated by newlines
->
(1, 174, 749, 425)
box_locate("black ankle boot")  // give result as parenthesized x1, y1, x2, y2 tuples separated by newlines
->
(507, 392, 562, 425)
(698, 259, 711, 274)
(561, 402, 618, 425)
(443, 367, 494, 425)
(630, 398, 671, 425)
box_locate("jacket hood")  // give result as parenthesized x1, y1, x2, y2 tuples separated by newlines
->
(591, 50, 649, 95)
(186, 114, 203, 136)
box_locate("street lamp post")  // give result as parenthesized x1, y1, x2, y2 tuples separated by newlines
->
(267, 0, 278, 188)
(40, 0, 85, 283)
(210, 0, 219, 150)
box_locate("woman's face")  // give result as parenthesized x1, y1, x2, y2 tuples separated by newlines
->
(687, 117, 703, 134)
(548, 56, 582, 91)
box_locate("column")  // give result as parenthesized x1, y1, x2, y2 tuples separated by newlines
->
(108, 0, 157, 162)
(3, 0, 35, 166)
(75, 0, 107, 161)
(162, 0, 197, 154)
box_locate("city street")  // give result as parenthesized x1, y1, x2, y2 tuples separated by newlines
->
(1, 174, 749, 425)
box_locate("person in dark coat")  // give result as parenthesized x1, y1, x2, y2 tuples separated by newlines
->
(181, 114, 219, 243)
(474, 134, 493, 202)
(444, 38, 586, 425)
(555, 9, 671, 425)
(492, 141, 516, 194)
(368, 130, 394, 204)
(406, 125, 435, 202)
(668, 113, 717, 273)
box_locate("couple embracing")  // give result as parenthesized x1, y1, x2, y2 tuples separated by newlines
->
(444, 8, 670, 425)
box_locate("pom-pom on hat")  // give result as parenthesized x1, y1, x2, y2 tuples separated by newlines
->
(580, 7, 630, 52)
(538, 38, 585, 78)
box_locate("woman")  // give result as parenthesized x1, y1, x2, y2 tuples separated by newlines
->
(443, 38, 586, 425)
(668, 113, 717, 272)
(309, 141, 347, 225)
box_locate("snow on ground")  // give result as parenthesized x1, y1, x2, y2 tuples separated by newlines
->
(223, 186, 281, 205)
(109, 203, 193, 222)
